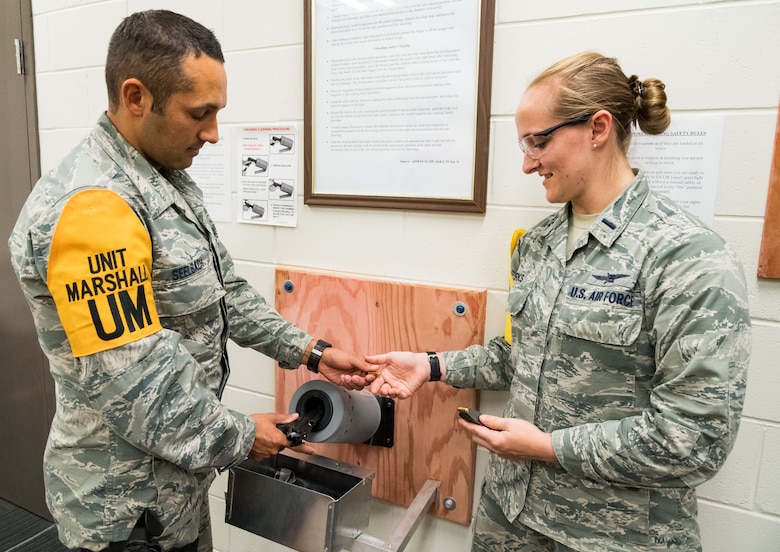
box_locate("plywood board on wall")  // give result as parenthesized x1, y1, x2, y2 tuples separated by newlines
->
(758, 100, 780, 278)
(275, 268, 487, 525)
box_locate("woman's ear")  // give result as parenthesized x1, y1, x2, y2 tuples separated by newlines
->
(590, 109, 613, 148)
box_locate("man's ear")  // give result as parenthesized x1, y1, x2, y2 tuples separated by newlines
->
(120, 78, 151, 117)
(590, 109, 613, 147)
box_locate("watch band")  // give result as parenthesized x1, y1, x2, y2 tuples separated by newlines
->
(427, 351, 441, 382)
(306, 339, 332, 373)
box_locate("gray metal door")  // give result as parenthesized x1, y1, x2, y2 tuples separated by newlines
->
(1, 0, 53, 520)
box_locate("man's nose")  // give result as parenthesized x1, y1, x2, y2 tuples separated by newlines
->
(200, 115, 219, 144)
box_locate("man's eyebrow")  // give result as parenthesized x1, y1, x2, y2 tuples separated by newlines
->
(191, 100, 226, 111)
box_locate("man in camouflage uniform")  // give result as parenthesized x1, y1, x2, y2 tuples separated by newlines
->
(8, 10, 371, 552)
(365, 52, 751, 551)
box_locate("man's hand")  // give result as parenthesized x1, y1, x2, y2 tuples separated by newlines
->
(457, 414, 559, 465)
(318, 347, 377, 390)
(363, 351, 432, 399)
(249, 412, 315, 460)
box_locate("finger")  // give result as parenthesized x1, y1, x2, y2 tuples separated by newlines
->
(378, 383, 396, 397)
(356, 359, 379, 372)
(344, 376, 367, 390)
(248, 449, 268, 461)
(461, 423, 494, 449)
(275, 412, 299, 425)
(250, 442, 282, 460)
(478, 414, 503, 431)
(368, 380, 385, 395)
(290, 442, 316, 455)
(363, 354, 388, 365)
(459, 419, 495, 445)
(457, 418, 479, 434)
(352, 377, 369, 389)
(471, 435, 494, 453)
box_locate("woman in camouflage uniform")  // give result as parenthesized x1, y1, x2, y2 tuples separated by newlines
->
(365, 52, 751, 551)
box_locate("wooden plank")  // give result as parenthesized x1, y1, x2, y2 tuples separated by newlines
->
(275, 268, 486, 525)
(758, 100, 780, 278)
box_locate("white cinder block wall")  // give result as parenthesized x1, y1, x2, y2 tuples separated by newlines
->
(30, 0, 780, 550)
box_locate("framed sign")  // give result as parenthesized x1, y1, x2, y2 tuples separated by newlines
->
(304, 0, 495, 212)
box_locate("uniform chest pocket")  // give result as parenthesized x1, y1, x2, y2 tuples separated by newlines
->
(506, 277, 537, 346)
(507, 279, 533, 317)
(556, 277, 643, 347)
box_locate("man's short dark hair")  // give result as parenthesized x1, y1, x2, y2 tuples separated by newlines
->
(105, 10, 224, 114)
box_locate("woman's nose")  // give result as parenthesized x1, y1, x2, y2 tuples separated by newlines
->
(522, 152, 540, 174)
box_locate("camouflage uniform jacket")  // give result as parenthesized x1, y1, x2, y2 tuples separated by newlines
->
(444, 172, 751, 551)
(8, 114, 313, 550)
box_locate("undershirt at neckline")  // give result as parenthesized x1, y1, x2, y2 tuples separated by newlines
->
(567, 210, 599, 256)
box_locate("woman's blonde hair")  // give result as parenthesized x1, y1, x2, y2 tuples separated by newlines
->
(531, 52, 670, 152)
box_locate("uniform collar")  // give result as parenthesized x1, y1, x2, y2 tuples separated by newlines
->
(94, 113, 195, 217)
(541, 170, 649, 249)
(590, 170, 648, 248)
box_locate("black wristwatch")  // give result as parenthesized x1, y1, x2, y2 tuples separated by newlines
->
(306, 339, 332, 373)
(427, 351, 441, 382)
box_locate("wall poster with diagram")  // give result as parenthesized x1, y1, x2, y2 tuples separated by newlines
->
(189, 124, 300, 227)
(237, 125, 299, 227)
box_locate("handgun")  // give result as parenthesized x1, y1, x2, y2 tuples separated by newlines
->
(276, 410, 324, 446)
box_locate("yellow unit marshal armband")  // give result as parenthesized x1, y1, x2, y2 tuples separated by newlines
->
(48, 189, 162, 357)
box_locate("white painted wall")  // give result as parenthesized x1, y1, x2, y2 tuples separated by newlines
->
(30, 0, 780, 550)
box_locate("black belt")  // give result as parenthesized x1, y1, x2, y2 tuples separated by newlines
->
(73, 507, 198, 552)
(76, 542, 197, 552)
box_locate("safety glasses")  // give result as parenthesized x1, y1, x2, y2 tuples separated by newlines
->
(518, 113, 594, 160)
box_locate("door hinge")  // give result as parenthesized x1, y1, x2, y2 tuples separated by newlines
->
(14, 39, 25, 76)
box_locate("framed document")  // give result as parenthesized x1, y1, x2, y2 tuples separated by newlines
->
(304, 0, 495, 212)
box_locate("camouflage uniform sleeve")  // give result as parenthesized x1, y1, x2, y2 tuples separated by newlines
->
(552, 234, 751, 488)
(444, 229, 534, 390)
(443, 336, 515, 390)
(216, 239, 312, 369)
(80, 330, 256, 471)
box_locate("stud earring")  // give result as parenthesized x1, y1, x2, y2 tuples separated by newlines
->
(592, 143, 597, 148)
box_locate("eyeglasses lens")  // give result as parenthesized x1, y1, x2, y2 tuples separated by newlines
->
(518, 113, 594, 160)
(519, 135, 551, 159)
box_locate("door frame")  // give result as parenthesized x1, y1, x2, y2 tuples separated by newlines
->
(1, 0, 50, 520)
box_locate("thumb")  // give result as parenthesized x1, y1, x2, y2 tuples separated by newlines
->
(478, 414, 504, 431)
(291, 442, 316, 455)
(363, 354, 388, 368)
(252, 412, 299, 424)
(278, 412, 299, 424)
